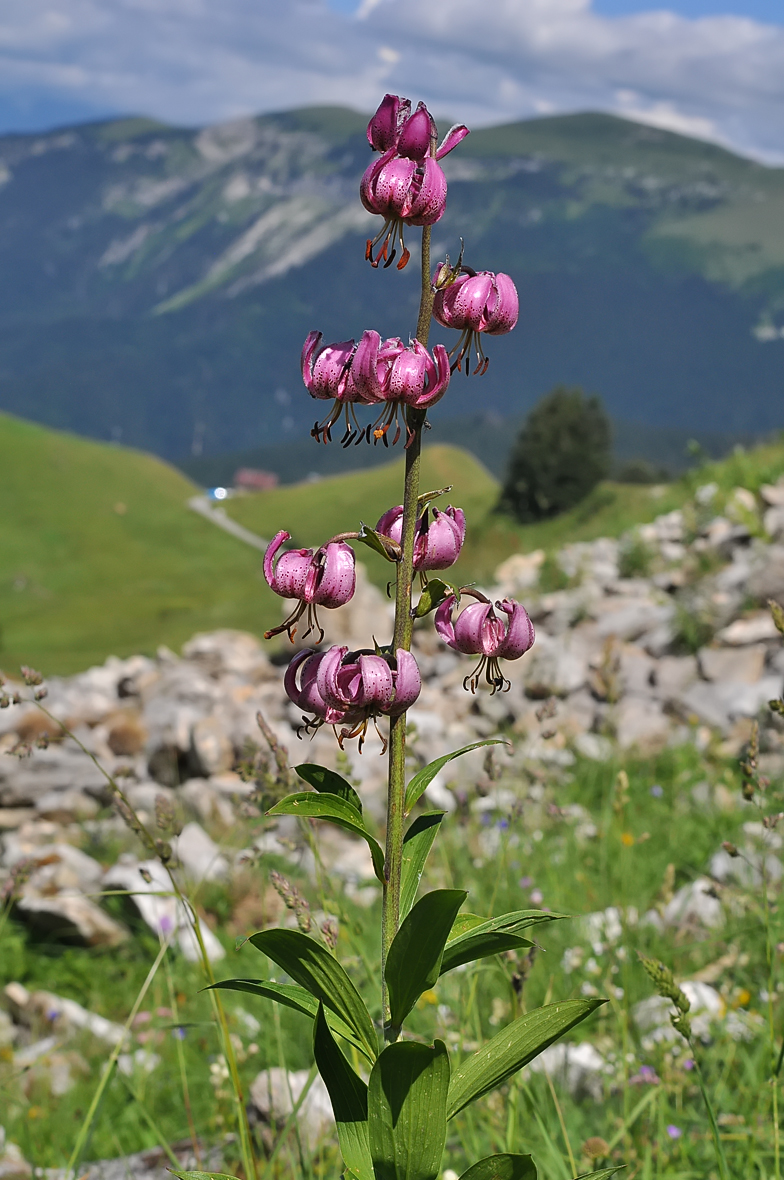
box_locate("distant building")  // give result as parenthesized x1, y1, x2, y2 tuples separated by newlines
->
(234, 468, 279, 491)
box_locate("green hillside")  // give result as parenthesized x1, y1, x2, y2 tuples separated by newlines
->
(0, 413, 277, 675)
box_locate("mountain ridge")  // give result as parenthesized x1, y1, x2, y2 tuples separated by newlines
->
(0, 105, 782, 463)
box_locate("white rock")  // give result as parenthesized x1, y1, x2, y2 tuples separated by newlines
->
(11, 987, 126, 1045)
(698, 645, 766, 684)
(0, 1128, 31, 1180)
(103, 857, 225, 962)
(573, 733, 613, 761)
(661, 878, 723, 931)
(174, 821, 229, 882)
(634, 980, 725, 1044)
(527, 1042, 606, 1101)
(678, 677, 783, 731)
(182, 629, 270, 679)
(251, 1068, 333, 1152)
(494, 550, 545, 593)
(760, 479, 784, 508)
(17, 891, 128, 948)
(764, 506, 784, 540)
(613, 696, 671, 751)
(695, 482, 718, 505)
(717, 613, 781, 645)
(180, 779, 235, 826)
(190, 716, 234, 776)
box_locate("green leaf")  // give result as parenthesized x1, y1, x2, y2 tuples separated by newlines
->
(295, 762, 363, 813)
(313, 1004, 372, 1180)
(168, 1172, 241, 1180)
(386, 890, 467, 1030)
(267, 791, 384, 883)
(447, 914, 487, 941)
(458, 1155, 537, 1180)
(440, 910, 567, 976)
(447, 998, 606, 1118)
(400, 812, 445, 919)
(368, 1040, 450, 1180)
(404, 740, 510, 814)
(413, 579, 455, 619)
(358, 522, 400, 562)
(573, 1170, 625, 1179)
(207, 977, 370, 1059)
(249, 929, 378, 1061)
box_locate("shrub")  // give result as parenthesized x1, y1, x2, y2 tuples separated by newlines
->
(499, 386, 612, 522)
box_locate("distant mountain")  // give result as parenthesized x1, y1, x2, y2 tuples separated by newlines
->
(0, 107, 782, 463)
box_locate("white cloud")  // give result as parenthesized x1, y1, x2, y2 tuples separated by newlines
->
(0, 0, 782, 160)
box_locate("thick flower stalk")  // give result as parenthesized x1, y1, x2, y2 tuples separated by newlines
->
(263, 530, 355, 642)
(352, 330, 451, 445)
(284, 645, 421, 750)
(433, 267, 519, 374)
(362, 94, 469, 269)
(435, 589, 535, 692)
(376, 503, 465, 572)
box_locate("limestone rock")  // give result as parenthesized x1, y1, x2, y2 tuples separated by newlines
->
(174, 821, 229, 882)
(527, 1042, 606, 1101)
(698, 644, 766, 684)
(613, 696, 671, 752)
(16, 891, 128, 947)
(748, 545, 784, 604)
(182, 629, 271, 680)
(251, 1067, 333, 1152)
(0, 1130, 31, 1180)
(717, 613, 781, 645)
(190, 716, 234, 776)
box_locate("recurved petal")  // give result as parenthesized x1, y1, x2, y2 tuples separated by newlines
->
(284, 650, 329, 717)
(436, 123, 470, 159)
(434, 594, 458, 649)
(386, 649, 422, 715)
(310, 339, 356, 401)
(356, 654, 395, 708)
(404, 157, 446, 226)
(316, 645, 351, 711)
(351, 330, 384, 403)
(263, 530, 290, 591)
(389, 344, 428, 404)
(496, 599, 536, 659)
(273, 549, 313, 599)
(452, 600, 496, 655)
(310, 542, 356, 608)
(301, 331, 326, 398)
(485, 272, 519, 335)
(371, 155, 418, 218)
(376, 505, 404, 543)
(407, 343, 450, 408)
(452, 272, 495, 332)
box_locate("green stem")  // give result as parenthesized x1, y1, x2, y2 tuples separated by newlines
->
(691, 1044, 730, 1180)
(381, 220, 435, 1040)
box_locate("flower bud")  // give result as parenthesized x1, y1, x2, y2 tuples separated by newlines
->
(376, 504, 465, 571)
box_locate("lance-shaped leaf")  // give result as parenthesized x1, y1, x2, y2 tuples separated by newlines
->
(386, 890, 467, 1030)
(457, 1155, 537, 1180)
(413, 578, 455, 619)
(405, 740, 510, 815)
(313, 1004, 373, 1180)
(368, 1039, 450, 1180)
(296, 762, 363, 814)
(400, 812, 445, 919)
(169, 1172, 241, 1180)
(207, 977, 370, 1060)
(268, 791, 384, 883)
(249, 929, 378, 1061)
(440, 910, 567, 976)
(573, 1170, 625, 1179)
(447, 998, 605, 1119)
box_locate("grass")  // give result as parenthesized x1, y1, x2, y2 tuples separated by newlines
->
(0, 411, 279, 675)
(2, 735, 781, 1176)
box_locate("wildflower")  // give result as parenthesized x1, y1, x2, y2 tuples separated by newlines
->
(375, 503, 465, 572)
(666, 1125, 682, 1140)
(351, 331, 450, 445)
(435, 590, 535, 693)
(284, 645, 421, 751)
(263, 530, 355, 643)
(362, 94, 468, 268)
(302, 330, 377, 445)
(433, 268, 518, 375)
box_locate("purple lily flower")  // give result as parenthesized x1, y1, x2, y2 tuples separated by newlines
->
(376, 504, 466, 572)
(433, 268, 519, 375)
(435, 590, 535, 693)
(302, 329, 382, 444)
(285, 645, 421, 751)
(264, 530, 356, 643)
(361, 95, 468, 269)
(351, 331, 451, 445)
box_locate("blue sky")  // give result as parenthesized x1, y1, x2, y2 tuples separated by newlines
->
(1, 1, 783, 161)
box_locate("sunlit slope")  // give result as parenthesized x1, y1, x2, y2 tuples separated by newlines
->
(0, 413, 275, 674)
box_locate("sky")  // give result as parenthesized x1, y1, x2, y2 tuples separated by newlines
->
(1, 0, 783, 162)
